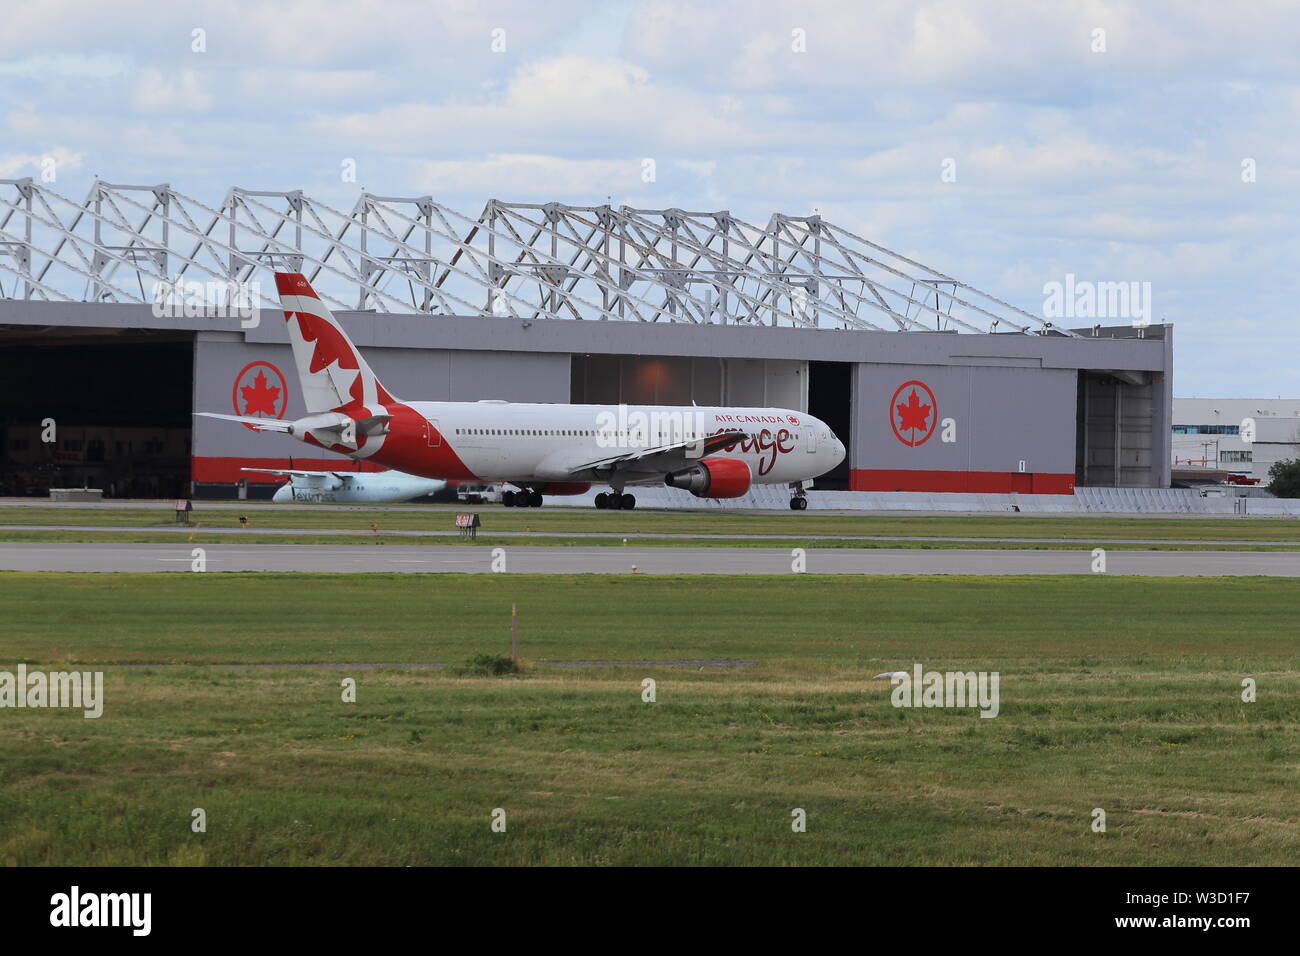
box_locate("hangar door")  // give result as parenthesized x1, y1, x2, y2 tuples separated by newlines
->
(570, 354, 806, 410)
(0, 328, 193, 498)
(1076, 371, 1156, 487)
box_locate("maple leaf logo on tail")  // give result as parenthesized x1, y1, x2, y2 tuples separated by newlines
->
(274, 272, 396, 415)
(295, 312, 359, 375)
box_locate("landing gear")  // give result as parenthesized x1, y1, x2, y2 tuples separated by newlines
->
(504, 489, 543, 507)
(596, 491, 635, 510)
(790, 480, 809, 511)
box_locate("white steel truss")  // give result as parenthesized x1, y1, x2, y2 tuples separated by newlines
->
(0, 179, 1074, 335)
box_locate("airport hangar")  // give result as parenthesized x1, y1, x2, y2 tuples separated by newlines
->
(0, 181, 1172, 500)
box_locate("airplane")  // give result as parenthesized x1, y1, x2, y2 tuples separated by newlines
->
(241, 466, 446, 503)
(198, 272, 846, 510)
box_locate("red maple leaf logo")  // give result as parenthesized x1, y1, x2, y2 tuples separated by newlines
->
(896, 388, 931, 434)
(291, 311, 359, 374)
(241, 370, 281, 416)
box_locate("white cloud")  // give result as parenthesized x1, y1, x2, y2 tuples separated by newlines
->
(625, 0, 1300, 94)
(311, 55, 754, 154)
(0, 54, 130, 79)
(415, 154, 644, 198)
(234, 69, 397, 102)
(0, 146, 84, 179)
(0, 0, 1297, 393)
(131, 69, 214, 114)
(0, 0, 583, 68)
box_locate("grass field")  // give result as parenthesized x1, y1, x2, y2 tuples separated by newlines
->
(5, 504, 1300, 540)
(2, 571, 1297, 865)
(3, 505, 1300, 551)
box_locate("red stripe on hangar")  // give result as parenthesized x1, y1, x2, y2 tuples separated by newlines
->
(850, 469, 1075, 495)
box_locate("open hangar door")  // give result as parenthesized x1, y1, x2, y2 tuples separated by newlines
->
(1076, 370, 1158, 488)
(570, 353, 851, 487)
(808, 361, 851, 489)
(570, 354, 806, 409)
(0, 328, 193, 498)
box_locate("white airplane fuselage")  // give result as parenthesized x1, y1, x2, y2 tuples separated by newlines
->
(202, 272, 848, 507)
(387, 400, 844, 488)
(269, 471, 446, 503)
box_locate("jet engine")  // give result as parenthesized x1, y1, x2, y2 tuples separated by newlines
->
(664, 457, 752, 498)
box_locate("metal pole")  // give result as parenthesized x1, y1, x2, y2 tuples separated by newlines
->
(511, 603, 518, 661)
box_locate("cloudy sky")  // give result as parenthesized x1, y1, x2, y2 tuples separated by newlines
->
(2, 0, 1298, 396)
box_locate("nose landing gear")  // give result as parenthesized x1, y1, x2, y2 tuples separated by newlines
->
(789, 481, 809, 510)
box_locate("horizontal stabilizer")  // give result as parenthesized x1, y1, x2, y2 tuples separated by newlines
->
(197, 411, 390, 442)
(195, 412, 294, 433)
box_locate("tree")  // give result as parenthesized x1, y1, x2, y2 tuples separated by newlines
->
(1265, 458, 1300, 498)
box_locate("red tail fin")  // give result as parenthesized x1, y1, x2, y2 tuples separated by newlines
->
(274, 272, 395, 413)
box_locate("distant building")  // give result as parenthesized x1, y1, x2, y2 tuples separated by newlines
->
(1172, 398, 1300, 484)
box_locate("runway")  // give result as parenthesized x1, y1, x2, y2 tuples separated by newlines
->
(2, 542, 1298, 576)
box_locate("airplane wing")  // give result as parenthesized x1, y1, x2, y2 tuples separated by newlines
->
(196, 412, 294, 433)
(559, 430, 751, 477)
(240, 467, 340, 478)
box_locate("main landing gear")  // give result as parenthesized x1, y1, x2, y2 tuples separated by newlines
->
(594, 491, 636, 510)
(503, 489, 543, 507)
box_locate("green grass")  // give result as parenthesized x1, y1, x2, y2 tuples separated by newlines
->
(4, 505, 1300, 542)
(1, 572, 1296, 865)
(446, 653, 523, 677)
